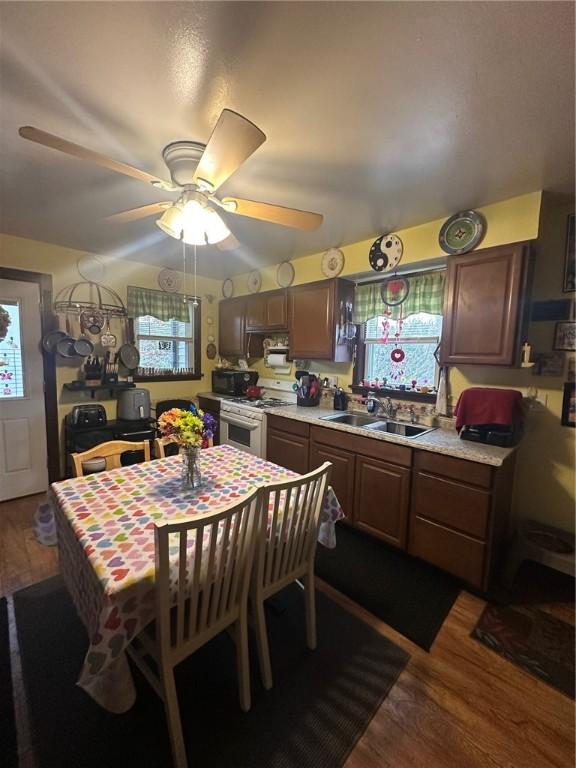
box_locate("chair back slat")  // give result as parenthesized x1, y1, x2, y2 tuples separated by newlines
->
(256, 463, 331, 591)
(154, 487, 262, 657)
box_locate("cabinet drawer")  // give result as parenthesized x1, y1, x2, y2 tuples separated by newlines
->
(310, 424, 411, 468)
(415, 450, 492, 488)
(267, 415, 310, 438)
(409, 516, 486, 588)
(413, 472, 490, 539)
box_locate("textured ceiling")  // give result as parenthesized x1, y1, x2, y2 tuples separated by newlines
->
(0, 1, 574, 279)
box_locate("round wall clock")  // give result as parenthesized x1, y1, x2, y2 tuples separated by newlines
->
(222, 278, 234, 298)
(77, 254, 106, 283)
(321, 248, 345, 278)
(247, 270, 262, 293)
(368, 234, 403, 273)
(439, 210, 486, 255)
(276, 261, 295, 288)
(158, 268, 182, 293)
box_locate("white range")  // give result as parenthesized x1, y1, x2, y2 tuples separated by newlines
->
(219, 377, 296, 458)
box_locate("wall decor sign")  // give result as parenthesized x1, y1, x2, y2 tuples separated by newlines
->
(532, 352, 565, 377)
(563, 213, 575, 292)
(438, 210, 486, 255)
(561, 382, 575, 427)
(553, 321, 576, 351)
(531, 299, 572, 322)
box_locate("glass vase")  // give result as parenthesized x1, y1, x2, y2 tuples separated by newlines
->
(180, 444, 202, 491)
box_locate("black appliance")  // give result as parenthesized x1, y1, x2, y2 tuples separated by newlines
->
(459, 424, 520, 447)
(211, 369, 258, 397)
(66, 404, 107, 427)
(64, 418, 156, 477)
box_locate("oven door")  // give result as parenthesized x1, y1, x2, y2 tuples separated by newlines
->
(220, 412, 262, 457)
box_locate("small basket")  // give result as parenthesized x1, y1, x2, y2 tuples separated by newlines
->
(297, 395, 320, 407)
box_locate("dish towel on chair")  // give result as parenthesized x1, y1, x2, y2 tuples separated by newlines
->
(454, 387, 525, 432)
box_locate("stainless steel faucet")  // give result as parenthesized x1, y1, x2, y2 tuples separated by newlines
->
(409, 406, 417, 424)
(383, 397, 398, 420)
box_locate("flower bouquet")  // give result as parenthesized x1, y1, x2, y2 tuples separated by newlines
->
(158, 405, 217, 489)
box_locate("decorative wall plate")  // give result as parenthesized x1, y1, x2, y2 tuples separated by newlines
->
(247, 270, 262, 293)
(276, 261, 295, 288)
(77, 254, 106, 283)
(158, 268, 182, 293)
(206, 342, 217, 359)
(222, 278, 234, 298)
(321, 248, 345, 278)
(439, 210, 486, 255)
(368, 234, 403, 272)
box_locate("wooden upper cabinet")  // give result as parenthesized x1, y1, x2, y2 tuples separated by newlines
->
(219, 297, 246, 358)
(440, 242, 529, 366)
(245, 290, 287, 331)
(289, 279, 353, 361)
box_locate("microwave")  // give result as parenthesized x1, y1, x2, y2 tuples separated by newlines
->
(212, 369, 259, 397)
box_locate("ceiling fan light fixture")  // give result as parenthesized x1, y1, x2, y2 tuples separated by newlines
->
(156, 203, 183, 238)
(204, 208, 231, 244)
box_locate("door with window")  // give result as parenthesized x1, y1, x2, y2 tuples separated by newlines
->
(0, 279, 48, 500)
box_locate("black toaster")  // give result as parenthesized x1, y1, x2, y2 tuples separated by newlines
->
(67, 404, 107, 427)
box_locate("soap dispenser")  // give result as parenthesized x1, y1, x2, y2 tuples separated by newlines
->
(333, 387, 349, 411)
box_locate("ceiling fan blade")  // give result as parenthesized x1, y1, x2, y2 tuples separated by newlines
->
(104, 202, 172, 223)
(18, 126, 173, 189)
(193, 110, 266, 192)
(222, 197, 323, 231)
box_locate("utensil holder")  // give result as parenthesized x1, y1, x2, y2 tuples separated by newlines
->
(297, 395, 320, 407)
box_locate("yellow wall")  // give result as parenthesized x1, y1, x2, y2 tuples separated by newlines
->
(0, 233, 220, 470)
(226, 191, 576, 532)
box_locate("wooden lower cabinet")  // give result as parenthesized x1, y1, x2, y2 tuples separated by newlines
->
(310, 440, 355, 521)
(265, 415, 310, 474)
(353, 455, 411, 548)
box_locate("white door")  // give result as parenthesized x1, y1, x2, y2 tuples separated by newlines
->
(0, 279, 49, 500)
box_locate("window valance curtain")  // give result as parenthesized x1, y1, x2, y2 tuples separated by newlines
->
(353, 271, 445, 323)
(127, 286, 190, 323)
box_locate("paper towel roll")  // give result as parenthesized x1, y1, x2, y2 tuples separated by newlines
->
(268, 353, 287, 367)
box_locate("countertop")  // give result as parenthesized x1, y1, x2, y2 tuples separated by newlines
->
(265, 404, 517, 467)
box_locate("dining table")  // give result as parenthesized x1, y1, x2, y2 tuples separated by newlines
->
(50, 444, 344, 713)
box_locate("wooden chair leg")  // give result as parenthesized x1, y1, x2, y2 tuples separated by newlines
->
(161, 664, 188, 768)
(236, 611, 252, 712)
(253, 597, 273, 690)
(304, 569, 317, 650)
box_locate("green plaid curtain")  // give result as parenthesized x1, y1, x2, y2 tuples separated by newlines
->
(127, 285, 190, 322)
(353, 271, 445, 322)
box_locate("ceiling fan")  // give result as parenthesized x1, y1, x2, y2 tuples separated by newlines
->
(18, 109, 323, 247)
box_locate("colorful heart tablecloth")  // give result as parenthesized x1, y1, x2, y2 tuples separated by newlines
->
(51, 445, 343, 712)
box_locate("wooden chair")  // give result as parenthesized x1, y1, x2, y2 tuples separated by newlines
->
(127, 487, 263, 768)
(154, 435, 180, 459)
(154, 436, 214, 459)
(250, 461, 332, 691)
(71, 440, 151, 477)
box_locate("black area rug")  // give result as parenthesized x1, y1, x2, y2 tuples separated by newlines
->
(316, 524, 460, 650)
(0, 596, 18, 768)
(14, 576, 409, 768)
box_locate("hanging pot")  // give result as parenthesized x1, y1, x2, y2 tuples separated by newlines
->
(72, 336, 94, 357)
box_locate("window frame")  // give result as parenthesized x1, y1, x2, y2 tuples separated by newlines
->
(129, 301, 202, 383)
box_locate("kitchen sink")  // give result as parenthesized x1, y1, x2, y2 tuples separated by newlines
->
(320, 412, 435, 438)
(363, 420, 435, 438)
(320, 413, 384, 428)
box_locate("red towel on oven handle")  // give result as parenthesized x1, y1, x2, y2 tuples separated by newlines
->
(454, 387, 525, 431)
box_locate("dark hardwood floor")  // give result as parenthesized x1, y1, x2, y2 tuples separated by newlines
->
(1, 493, 574, 768)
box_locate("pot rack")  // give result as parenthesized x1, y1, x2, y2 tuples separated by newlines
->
(53, 281, 127, 318)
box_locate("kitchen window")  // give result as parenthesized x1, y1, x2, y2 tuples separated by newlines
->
(364, 312, 442, 389)
(127, 286, 201, 381)
(353, 269, 445, 398)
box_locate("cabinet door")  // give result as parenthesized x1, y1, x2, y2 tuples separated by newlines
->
(266, 429, 309, 474)
(219, 298, 246, 358)
(354, 455, 411, 548)
(441, 243, 528, 365)
(266, 290, 288, 329)
(310, 441, 355, 521)
(245, 295, 266, 330)
(288, 280, 336, 359)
